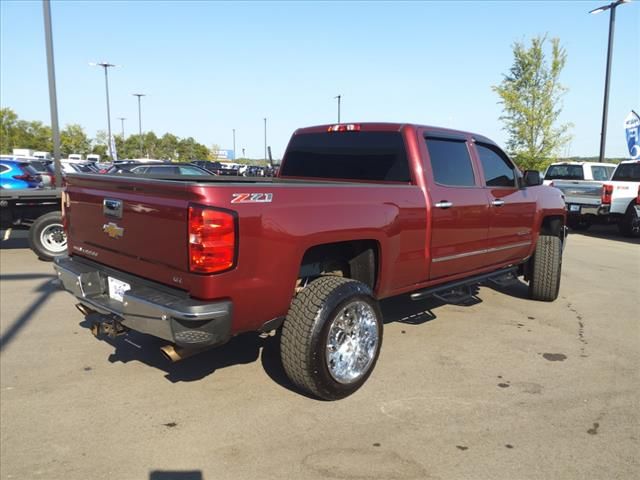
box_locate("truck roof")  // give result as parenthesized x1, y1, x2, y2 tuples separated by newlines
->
(547, 161, 617, 167)
(293, 122, 497, 146)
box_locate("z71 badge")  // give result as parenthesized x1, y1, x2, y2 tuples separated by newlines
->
(231, 193, 273, 204)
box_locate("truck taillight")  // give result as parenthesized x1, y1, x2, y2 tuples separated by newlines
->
(188, 205, 236, 274)
(637, 185, 640, 205)
(61, 191, 69, 232)
(327, 124, 361, 132)
(601, 184, 614, 205)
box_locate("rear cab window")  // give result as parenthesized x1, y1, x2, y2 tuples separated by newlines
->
(280, 130, 411, 183)
(545, 164, 584, 180)
(612, 162, 640, 181)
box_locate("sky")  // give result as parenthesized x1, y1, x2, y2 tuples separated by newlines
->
(1, 0, 638, 160)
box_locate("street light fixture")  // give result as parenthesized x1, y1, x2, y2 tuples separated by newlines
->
(589, 0, 632, 163)
(132, 93, 145, 157)
(117, 117, 126, 139)
(334, 95, 341, 123)
(90, 61, 118, 161)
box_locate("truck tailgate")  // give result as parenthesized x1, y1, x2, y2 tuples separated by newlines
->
(66, 175, 201, 277)
(552, 180, 603, 205)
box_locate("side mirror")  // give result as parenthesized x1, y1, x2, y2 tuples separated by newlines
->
(523, 170, 542, 187)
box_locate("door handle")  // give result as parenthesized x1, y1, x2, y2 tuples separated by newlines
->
(491, 199, 505, 207)
(435, 201, 453, 209)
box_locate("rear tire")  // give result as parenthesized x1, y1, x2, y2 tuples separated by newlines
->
(528, 235, 562, 302)
(617, 204, 640, 238)
(28, 211, 66, 261)
(280, 276, 383, 400)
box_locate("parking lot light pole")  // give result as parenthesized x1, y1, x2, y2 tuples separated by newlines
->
(589, 0, 631, 163)
(90, 61, 117, 161)
(42, 0, 62, 188)
(132, 93, 145, 157)
(264, 118, 267, 163)
(233, 128, 236, 159)
(335, 95, 341, 123)
(117, 117, 126, 139)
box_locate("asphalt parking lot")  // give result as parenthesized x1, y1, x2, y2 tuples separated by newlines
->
(1, 227, 638, 480)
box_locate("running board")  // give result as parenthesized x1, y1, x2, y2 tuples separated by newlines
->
(410, 267, 518, 302)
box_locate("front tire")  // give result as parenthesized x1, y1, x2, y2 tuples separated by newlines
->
(28, 211, 67, 261)
(280, 276, 383, 400)
(528, 235, 562, 302)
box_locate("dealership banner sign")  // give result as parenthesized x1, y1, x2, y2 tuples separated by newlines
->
(625, 110, 640, 159)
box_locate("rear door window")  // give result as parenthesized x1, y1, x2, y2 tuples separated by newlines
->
(425, 138, 475, 187)
(476, 144, 516, 187)
(545, 165, 584, 180)
(591, 165, 613, 181)
(179, 166, 207, 175)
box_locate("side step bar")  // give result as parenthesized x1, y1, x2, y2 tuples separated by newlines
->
(410, 266, 518, 302)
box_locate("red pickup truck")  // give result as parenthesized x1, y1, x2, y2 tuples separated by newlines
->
(54, 123, 566, 400)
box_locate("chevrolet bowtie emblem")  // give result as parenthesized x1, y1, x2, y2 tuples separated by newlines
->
(102, 222, 124, 239)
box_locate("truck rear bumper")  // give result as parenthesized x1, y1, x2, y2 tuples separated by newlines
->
(566, 203, 609, 217)
(53, 256, 232, 348)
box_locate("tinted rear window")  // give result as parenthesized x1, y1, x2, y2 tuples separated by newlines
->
(545, 165, 584, 180)
(612, 163, 640, 181)
(280, 131, 411, 182)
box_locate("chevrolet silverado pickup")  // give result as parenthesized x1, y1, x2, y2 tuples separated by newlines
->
(54, 123, 567, 400)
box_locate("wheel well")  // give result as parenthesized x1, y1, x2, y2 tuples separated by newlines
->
(540, 215, 564, 237)
(298, 240, 379, 290)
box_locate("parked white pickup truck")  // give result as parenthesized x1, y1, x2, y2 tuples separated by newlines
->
(555, 160, 639, 236)
(606, 160, 640, 237)
(545, 161, 617, 231)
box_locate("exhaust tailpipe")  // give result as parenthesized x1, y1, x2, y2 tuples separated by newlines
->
(76, 303, 96, 316)
(160, 344, 208, 363)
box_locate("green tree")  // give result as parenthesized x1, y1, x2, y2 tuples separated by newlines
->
(1, 108, 53, 153)
(60, 124, 91, 156)
(492, 35, 572, 170)
(158, 133, 179, 160)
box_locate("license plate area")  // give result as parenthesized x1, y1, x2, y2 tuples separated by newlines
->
(108, 276, 131, 302)
(569, 204, 580, 213)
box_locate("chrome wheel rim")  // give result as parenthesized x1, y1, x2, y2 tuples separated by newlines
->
(326, 300, 379, 384)
(40, 223, 67, 253)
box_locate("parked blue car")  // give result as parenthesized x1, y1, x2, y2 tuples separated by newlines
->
(0, 159, 43, 189)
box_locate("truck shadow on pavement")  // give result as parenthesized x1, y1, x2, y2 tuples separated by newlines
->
(76, 292, 481, 397)
(0, 274, 58, 354)
(77, 282, 526, 397)
(569, 224, 640, 245)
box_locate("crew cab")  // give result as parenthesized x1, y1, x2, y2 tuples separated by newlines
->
(53, 123, 566, 400)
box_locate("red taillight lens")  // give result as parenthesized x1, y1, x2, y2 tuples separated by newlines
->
(188, 205, 236, 273)
(601, 184, 614, 205)
(327, 124, 361, 132)
(61, 191, 69, 232)
(636, 185, 640, 204)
